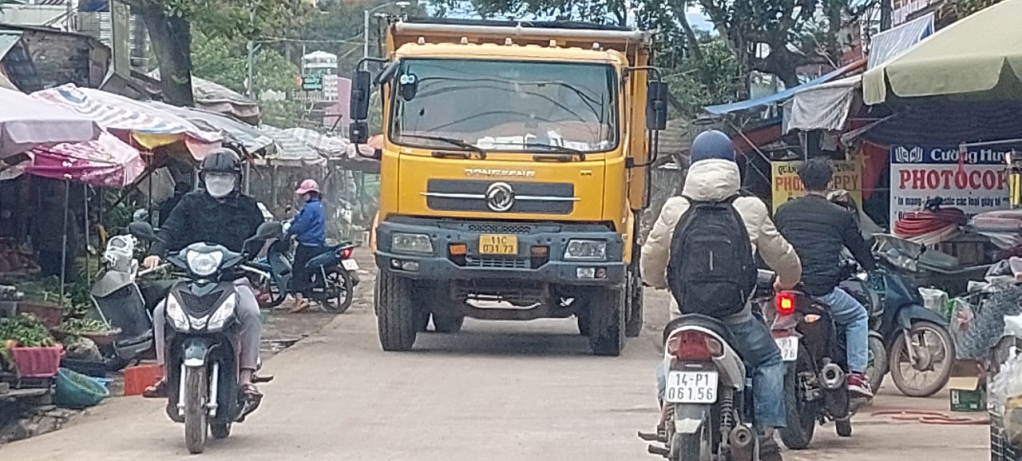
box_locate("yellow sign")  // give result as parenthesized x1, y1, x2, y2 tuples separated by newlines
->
(771, 157, 863, 210)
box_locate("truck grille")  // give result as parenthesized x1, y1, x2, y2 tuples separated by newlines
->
(465, 256, 529, 269)
(467, 224, 533, 234)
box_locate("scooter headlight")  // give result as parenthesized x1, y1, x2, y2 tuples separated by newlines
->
(164, 295, 189, 330)
(186, 250, 224, 277)
(207, 293, 237, 331)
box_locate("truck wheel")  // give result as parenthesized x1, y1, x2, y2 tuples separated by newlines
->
(625, 266, 644, 338)
(376, 271, 417, 351)
(589, 287, 626, 356)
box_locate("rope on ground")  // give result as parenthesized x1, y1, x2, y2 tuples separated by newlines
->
(870, 409, 989, 425)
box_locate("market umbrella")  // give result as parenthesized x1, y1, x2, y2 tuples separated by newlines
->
(0, 86, 102, 159)
(863, 0, 1022, 104)
(32, 84, 222, 159)
(27, 131, 146, 187)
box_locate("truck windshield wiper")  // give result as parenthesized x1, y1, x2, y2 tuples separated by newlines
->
(400, 134, 487, 159)
(520, 143, 587, 161)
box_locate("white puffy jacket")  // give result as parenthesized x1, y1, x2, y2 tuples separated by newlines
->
(640, 159, 802, 323)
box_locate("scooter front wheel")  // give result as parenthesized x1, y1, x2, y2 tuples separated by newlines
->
(184, 366, 209, 454)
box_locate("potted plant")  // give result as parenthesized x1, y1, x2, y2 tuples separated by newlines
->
(0, 314, 62, 378)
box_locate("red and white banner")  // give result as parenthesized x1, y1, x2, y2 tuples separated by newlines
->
(889, 145, 1013, 225)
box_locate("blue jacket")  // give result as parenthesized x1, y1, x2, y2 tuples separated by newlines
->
(288, 197, 326, 247)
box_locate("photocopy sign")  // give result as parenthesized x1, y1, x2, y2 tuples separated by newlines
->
(889, 145, 1011, 225)
(772, 157, 862, 210)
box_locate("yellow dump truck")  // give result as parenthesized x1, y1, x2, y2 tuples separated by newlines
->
(349, 18, 667, 356)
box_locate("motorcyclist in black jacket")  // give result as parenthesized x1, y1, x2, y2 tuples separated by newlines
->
(141, 148, 265, 400)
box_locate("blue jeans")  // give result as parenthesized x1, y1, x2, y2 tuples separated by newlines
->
(657, 315, 787, 429)
(817, 288, 869, 374)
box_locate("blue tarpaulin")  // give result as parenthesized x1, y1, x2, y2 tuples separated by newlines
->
(704, 60, 863, 115)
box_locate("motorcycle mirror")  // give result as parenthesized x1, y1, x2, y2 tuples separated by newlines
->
(128, 222, 160, 242)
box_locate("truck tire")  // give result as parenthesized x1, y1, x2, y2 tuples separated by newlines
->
(589, 287, 626, 356)
(625, 265, 644, 338)
(376, 271, 417, 351)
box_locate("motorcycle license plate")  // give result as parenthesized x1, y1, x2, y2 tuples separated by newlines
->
(775, 336, 799, 362)
(342, 259, 359, 271)
(665, 371, 718, 404)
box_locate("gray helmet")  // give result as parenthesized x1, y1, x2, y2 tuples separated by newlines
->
(200, 148, 242, 176)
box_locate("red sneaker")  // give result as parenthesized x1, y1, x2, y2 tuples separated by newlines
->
(847, 373, 874, 399)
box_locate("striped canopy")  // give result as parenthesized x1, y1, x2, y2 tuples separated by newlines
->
(32, 84, 221, 159)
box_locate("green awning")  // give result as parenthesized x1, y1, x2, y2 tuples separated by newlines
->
(863, 0, 1022, 104)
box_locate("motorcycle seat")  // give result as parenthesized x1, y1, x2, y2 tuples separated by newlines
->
(662, 314, 737, 348)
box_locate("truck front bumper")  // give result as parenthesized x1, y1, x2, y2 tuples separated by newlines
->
(375, 217, 625, 286)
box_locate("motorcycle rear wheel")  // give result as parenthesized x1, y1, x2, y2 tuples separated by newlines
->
(210, 422, 231, 439)
(779, 345, 817, 450)
(184, 366, 208, 454)
(320, 268, 354, 314)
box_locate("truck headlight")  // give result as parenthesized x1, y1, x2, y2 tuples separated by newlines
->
(164, 295, 189, 331)
(392, 233, 433, 255)
(564, 239, 607, 261)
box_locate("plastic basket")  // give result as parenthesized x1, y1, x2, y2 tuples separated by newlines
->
(11, 345, 64, 378)
(54, 368, 109, 409)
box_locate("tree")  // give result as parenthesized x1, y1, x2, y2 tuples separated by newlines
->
(120, 0, 315, 105)
(440, 0, 853, 91)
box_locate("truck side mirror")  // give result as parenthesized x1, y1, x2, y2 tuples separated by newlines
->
(646, 81, 669, 131)
(349, 69, 373, 144)
(350, 69, 372, 121)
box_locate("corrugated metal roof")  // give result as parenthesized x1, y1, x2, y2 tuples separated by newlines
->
(0, 31, 22, 59)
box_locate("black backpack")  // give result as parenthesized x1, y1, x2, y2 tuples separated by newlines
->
(666, 195, 757, 318)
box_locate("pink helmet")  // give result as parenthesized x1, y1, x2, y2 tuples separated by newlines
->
(295, 179, 320, 195)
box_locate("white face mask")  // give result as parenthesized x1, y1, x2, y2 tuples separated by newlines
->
(205, 174, 236, 198)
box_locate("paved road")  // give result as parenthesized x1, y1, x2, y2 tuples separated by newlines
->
(0, 285, 988, 460)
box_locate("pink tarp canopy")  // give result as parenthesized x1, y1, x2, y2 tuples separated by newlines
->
(32, 84, 222, 160)
(26, 131, 145, 187)
(0, 86, 102, 159)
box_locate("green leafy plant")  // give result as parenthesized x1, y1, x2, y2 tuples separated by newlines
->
(59, 318, 114, 335)
(0, 314, 57, 347)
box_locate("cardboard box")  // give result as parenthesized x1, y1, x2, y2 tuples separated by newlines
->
(949, 377, 986, 412)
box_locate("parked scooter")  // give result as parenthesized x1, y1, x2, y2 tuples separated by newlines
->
(248, 222, 359, 313)
(88, 233, 172, 371)
(129, 220, 280, 454)
(639, 270, 776, 461)
(840, 240, 956, 398)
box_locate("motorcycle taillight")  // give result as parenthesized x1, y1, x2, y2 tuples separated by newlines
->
(667, 330, 723, 361)
(775, 292, 797, 316)
(340, 247, 353, 259)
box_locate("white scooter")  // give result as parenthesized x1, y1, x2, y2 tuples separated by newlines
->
(89, 233, 169, 370)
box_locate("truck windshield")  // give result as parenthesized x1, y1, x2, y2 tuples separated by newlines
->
(390, 59, 618, 154)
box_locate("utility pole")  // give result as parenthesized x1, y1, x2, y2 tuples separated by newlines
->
(246, 3, 256, 98)
(363, 9, 370, 58)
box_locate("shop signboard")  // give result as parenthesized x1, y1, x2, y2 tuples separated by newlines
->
(892, 0, 945, 27)
(889, 144, 1011, 225)
(771, 156, 862, 210)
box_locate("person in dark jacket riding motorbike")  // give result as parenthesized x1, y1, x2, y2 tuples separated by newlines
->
(773, 157, 877, 399)
(141, 148, 266, 401)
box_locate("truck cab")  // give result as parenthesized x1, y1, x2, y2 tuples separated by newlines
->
(350, 18, 666, 356)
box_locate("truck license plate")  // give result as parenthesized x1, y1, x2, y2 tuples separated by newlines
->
(665, 371, 718, 404)
(342, 259, 359, 271)
(775, 336, 799, 362)
(479, 234, 517, 255)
